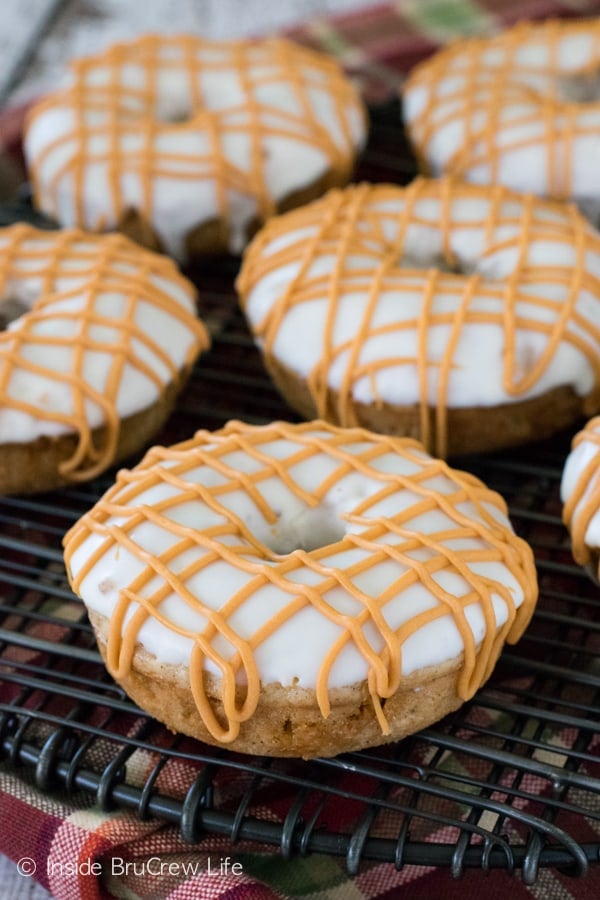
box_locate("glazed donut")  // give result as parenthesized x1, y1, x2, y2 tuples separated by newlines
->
(63, 419, 538, 759)
(561, 416, 600, 577)
(0, 223, 209, 494)
(402, 18, 600, 221)
(237, 177, 600, 458)
(23, 34, 367, 262)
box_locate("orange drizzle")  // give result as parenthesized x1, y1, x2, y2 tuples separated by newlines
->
(25, 35, 366, 235)
(403, 18, 600, 200)
(0, 224, 209, 481)
(562, 416, 600, 565)
(63, 419, 538, 744)
(237, 177, 600, 458)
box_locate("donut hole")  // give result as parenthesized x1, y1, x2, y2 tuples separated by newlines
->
(558, 68, 600, 103)
(153, 92, 195, 124)
(0, 294, 29, 329)
(156, 105, 193, 124)
(431, 256, 462, 275)
(262, 505, 347, 556)
(403, 253, 463, 275)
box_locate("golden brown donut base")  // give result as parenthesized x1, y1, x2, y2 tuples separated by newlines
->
(263, 356, 597, 457)
(117, 166, 353, 258)
(0, 366, 191, 494)
(89, 609, 473, 759)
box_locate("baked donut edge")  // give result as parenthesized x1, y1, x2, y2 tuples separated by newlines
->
(0, 364, 194, 494)
(117, 167, 353, 259)
(263, 355, 595, 458)
(89, 609, 481, 759)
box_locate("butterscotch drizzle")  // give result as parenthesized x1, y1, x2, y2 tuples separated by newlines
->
(63, 420, 538, 744)
(562, 416, 600, 565)
(403, 18, 600, 201)
(237, 177, 600, 458)
(25, 35, 366, 241)
(0, 224, 209, 481)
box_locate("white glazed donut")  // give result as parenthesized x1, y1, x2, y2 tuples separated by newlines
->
(23, 34, 367, 262)
(402, 18, 600, 222)
(63, 419, 538, 758)
(237, 177, 600, 458)
(0, 223, 209, 493)
(561, 416, 600, 575)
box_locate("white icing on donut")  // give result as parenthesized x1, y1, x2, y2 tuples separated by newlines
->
(403, 19, 600, 219)
(561, 417, 600, 559)
(65, 421, 535, 694)
(238, 179, 600, 421)
(24, 35, 367, 261)
(0, 224, 207, 448)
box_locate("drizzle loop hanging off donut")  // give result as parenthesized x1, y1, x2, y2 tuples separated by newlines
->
(64, 420, 537, 758)
(0, 224, 208, 493)
(237, 178, 600, 457)
(24, 35, 367, 261)
(402, 18, 600, 221)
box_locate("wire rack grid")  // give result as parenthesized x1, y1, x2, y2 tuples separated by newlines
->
(0, 101, 599, 884)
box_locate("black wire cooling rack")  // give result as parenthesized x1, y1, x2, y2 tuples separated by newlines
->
(0, 102, 599, 884)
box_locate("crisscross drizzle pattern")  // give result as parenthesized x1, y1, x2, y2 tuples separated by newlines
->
(24, 35, 366, 259)
(403, 18, 600, 204)
(238, 178, 600, 458)
(64, 420, 537, 744)
(0, 224, 208, 481)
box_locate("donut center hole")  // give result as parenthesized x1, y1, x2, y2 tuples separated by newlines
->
(155, 97, 194, 124)
(558, 68, 600, 103)
(0, 294, 29, 329)
(263, 505, 346, 556)
(403, 253, 463, 275)
(160, 110, 192, 124)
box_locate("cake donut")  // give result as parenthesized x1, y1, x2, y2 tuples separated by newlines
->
(23, 34, 367, 262)
(237, 177, 600, 458)
(63, 419, 538, 758)
(402, 18, 600, 221)
(561, 416, 600, 577)
(0, 223, 209, 494)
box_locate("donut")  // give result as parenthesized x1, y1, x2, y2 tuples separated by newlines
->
(402, 18, 600, 222)
(561, 416, 600, 577)
(63, 419, 538, 759)
(237, 177, 600, 458)
(23, 34, 367, 262)
(0, 223, 209, 494)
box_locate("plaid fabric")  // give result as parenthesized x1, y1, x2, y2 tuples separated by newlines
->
(2, 1, 600, 898)
(2, 758, 600, 900)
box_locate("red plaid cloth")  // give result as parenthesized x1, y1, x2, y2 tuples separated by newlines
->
(2, 761, 600, 900)
(2, 1, 600, 898)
